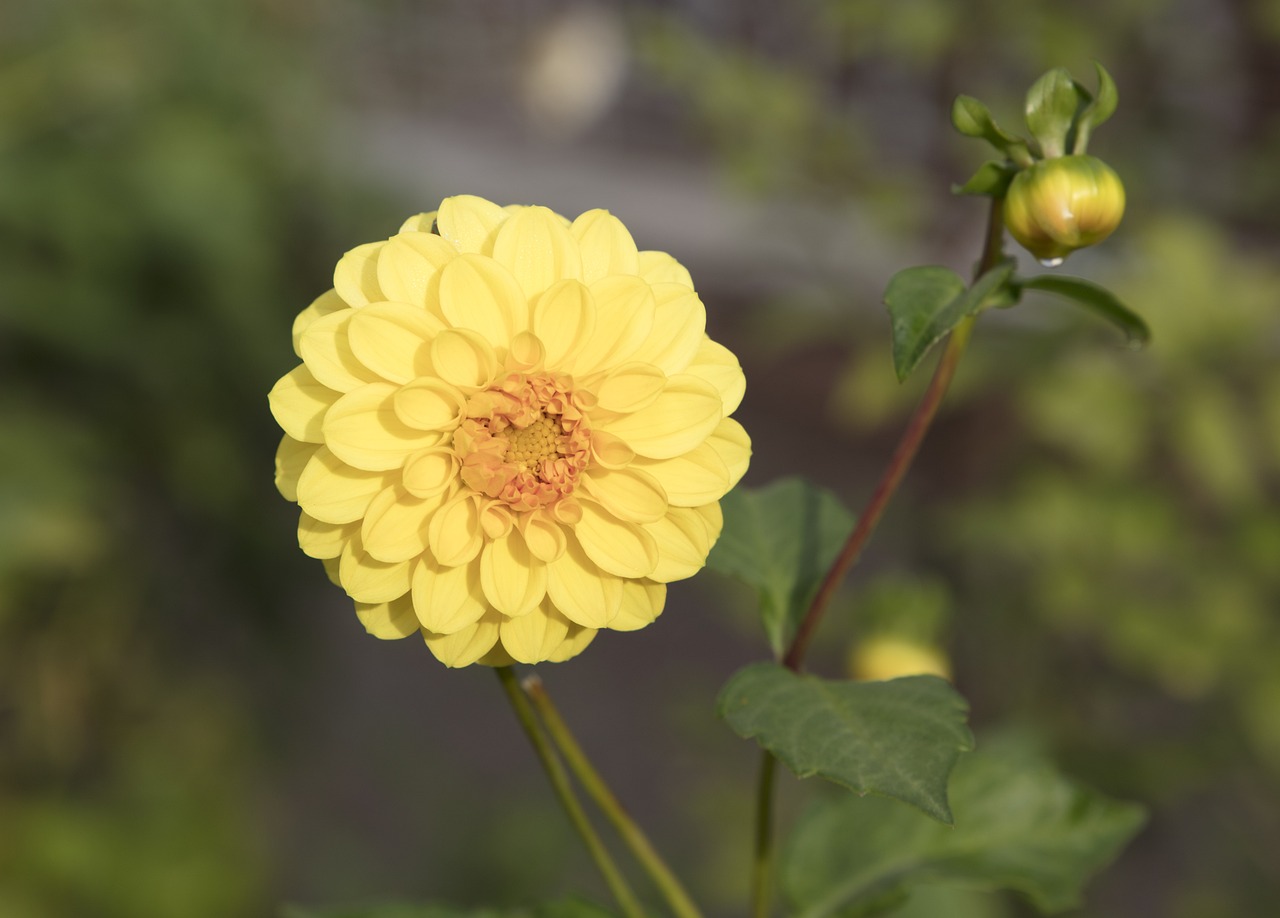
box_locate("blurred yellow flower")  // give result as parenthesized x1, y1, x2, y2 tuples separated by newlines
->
(269, 196, 750, 667)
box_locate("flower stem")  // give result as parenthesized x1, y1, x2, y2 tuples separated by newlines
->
(750, 750, 778, 918)
(495, 667, 648, 918)
(522, 674, 706, 918)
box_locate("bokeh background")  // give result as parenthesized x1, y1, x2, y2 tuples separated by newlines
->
(4, 1, 1280, 916)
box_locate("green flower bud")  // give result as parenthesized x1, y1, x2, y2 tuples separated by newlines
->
(1003, 154, 1125, 264)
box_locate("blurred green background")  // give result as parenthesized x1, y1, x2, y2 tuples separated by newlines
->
(3, 1, 1279, 916)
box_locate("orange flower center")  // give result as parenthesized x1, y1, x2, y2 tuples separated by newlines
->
(454, 372, 592, 513)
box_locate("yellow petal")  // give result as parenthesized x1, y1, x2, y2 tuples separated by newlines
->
(437, 254, 522, 346)
(398, 211, 438, 233)
(435, 195, 508, 253)
(582, 467, 668, 523)
(686, 337, 746, 415)
(477, 645, 517, 667)
(430, 328, 499, 390)
(269, 364, 341, 444)
(428, 493, 483, 567)
(480, 530, 547, 617)
(334, 241, 385, 307)
(499, 602, 571, 664)
(300, 309, 382, 393)
(323, 383, 443, 471)
(518, 510, 567, 563)
(599, 375, 722, 459)
(643, 507, 713, 583)
(531, 279, 596, 367)
(632, 442, 730, 507)
(297, 446, 388, 524)
(423, 608, 503, 667)
(589, 431, 636, 470)
(393, 378, 467, 432)
(347, 301, 445, 385)
(610, 580, 666, 632)
(545, 538, 623, 628)
(361, 485, 441, 563)
(707, 417, 751, 489)
(411, 556, 487, 634)
(355, 594, 419, 639)
(574, 501, 659, 578)
(627, 284, 706, 375)
(490, 205, 583, 303)
(275, 435, 319, 502)
(693, 500, 724, 544)
(375, 232, 457, 306)
(402, 447, 460, 499)
(321, 556, 342, 586)
(338, 534, 414, 603)
(637, 250, 693, 287)
(298, 512, 357, 560)
(571, 209, 640, 284)
(292, 290, 346, 358)
(546, 624, 597, 663)
(595, 363, 667, 414)
(567, 276, 655, 374)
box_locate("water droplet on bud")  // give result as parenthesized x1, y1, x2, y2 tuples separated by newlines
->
(1038, 257, 1065, 268)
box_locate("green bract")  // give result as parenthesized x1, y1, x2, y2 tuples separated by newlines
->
(1004, 155, 1126, 263)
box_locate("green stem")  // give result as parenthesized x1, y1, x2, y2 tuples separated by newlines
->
(522, 674, 706, 918)
(750, 750, 778, 918)
(495, 667, 647, 918)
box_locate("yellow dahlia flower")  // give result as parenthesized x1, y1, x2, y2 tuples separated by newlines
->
(269, 195, 750, 668)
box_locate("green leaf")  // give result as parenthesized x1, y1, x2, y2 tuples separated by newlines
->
(951, 161, 1017, 198)
(717, 663, 974, 823)
(281, 900, 613, 918)
(707, 478, 854, 656)
(1025, 67, 1085, 158)
(950, 96, 1032, 165)
(781, 735, 1147, 918)
(885, 261, 1017, 382)
(1079, 61, 1118, 133)
(1018, 274, 1150, 346)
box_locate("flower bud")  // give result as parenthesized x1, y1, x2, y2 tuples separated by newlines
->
(1003, 155, 1125, 263)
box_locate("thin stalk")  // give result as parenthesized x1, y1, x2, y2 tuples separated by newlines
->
(750, 751, 778, 918)
(522, 674, 705, 918)
(495, 667, 647, 918)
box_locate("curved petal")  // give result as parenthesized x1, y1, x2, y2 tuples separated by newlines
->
(430, 328, 499, 391)
(323, 383, 443, 471)
(411, 556, 487, 634)
(642, 507, 713, 583)
(300, 309, 382, 392)
(402, 447, 460, 499)
(500, 602, 571, 664)
(637, 250, 693, 287)
(423, 609, 503, 668)
(428, 493, 483, 567)
(567, 276, 655, 375)
(393, 378, 467, 432)
(571, 209, 639, 284)
(269, 364, 341, 444)
(626, 284, 706, 375)
(361, 484, 441, 563)
(589, 430, 635, 470)
(545, 538, 623, 628)
(573, 501, 659, 578)
(685, 337, 746, 415)
(706, 417, 751, 489)
(347, 301, 445, 384)
(490, 205, 583, 305)
(338, 534, 414, 603)
(355, 594, 419, 639)
(531, 279, 595, 367)
(598, 375, 722, 459)
(581, 467, 668, 523)
(480, 529, 547, 617)
(376, 231, 457, 307)
(334, 241, 385, 307)
(292, 290, 346, 358)
(610, 580, 666, 632)
(546, 623, 597, 663)
(297, 446, 388, 524)
(435, 195, 508, 254)
(298, 512, 357, 560)
(275, 435, 319, 502)
(595, 363, 666, 415)
(631, 442, 731, 507)
(398, 211, 438, 234)
(437, 254, 522, 347)
(518, 510, 567, 563)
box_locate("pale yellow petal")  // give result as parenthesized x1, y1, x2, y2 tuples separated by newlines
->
(321, 556, 342, 586)
(338, 534, 413, 603)
(437, 254, 522, 346)
(292, 289, 346, 358)
(355, 594, 419, 640)
(347, 301, 445, 384)
(375, 232, 457, 306)
(300, 309, 382, 393)
(582, 467, 668, 523)
(500, 603, 571, 664)
(643, 507, 713, 583)
(518, 510, 567, 563)
(323, 383, 443, 471)
(632, 442, 731, 507)
(531, 279, 596, 367)
(610, 580, 666, 632)
(269, 364, 341, 444)
(599, 375, 722, 459)
(546, 624, 597, 663)
(637, 250, 693, 287)
(411, 556, 487, 634)
(686, 337, 746, 415)
(334, 241, 385, 308)
(393, 378, 467, 432)
(398, 211, 438, 234)
(435, 195, 508, 253)
(402, 447, 460, 499)
(361, 485, 441, 563)
(423, 608, 503, 668)
(589, 431, 635, 470)
(567, 276, 655, 374)
(428, 493, 483, 567)
(480, 529, 547, 617)
(275, 435, 319, 502)
(545, 538, 623, 628)
(693, 500, 724, 544)
(571, 209, 640, 284)
(297, 446, 388, 524)
(298, 512, 357, 560)
(707, 417, 751, 488)
(574, 501, 659, 578)
(490, 205, 583, 304)
(626, 284, 706, 375)
(430, 328, 499, 390)
(595, 363, 666, 415)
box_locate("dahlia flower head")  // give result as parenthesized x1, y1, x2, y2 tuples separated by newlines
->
(269, 195, 750, 668)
